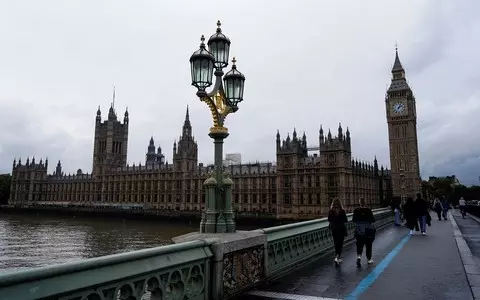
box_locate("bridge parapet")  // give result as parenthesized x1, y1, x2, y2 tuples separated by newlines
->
(0, 240, 213, 300)
(255, 208, 392, 279)
(0, 208, 392, 300)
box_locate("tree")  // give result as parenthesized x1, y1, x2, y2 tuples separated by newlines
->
(0, 174, 12, 205)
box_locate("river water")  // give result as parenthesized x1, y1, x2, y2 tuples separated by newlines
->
(0, 213, 199, 273)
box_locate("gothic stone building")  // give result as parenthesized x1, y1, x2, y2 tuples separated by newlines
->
(10, 53, 417, 220)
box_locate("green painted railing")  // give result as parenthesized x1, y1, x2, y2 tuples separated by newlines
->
(257, 208, 393, 278)
(0, 208, 393, 300)
(0, 240, 213, 300)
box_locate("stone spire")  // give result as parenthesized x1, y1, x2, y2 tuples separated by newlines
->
(392, 46, 404, 72)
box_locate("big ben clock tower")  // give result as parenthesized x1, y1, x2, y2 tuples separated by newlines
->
(386, 48, 421, 200)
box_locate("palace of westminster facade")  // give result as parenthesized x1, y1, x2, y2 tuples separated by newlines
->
(8, 50, 421, 219)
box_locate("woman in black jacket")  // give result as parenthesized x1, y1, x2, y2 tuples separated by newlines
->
(328, 198, 348, 265)
(353, 198, 376, 267)
(403, 197, 417, 235)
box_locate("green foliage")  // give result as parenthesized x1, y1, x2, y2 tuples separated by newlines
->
(0, 174, 11, 205)
(423, 175, 480, 204)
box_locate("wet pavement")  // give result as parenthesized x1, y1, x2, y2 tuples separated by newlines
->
(245, 213, 474, 300)
(453, 211, 480, 265)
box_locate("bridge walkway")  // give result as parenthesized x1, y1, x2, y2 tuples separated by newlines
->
(244, 211, 476, 300)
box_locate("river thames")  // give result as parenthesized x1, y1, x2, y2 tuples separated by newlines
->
(0, 212, 201, 273)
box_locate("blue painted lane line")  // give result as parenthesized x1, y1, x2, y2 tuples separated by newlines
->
(345, 234, 411, 300)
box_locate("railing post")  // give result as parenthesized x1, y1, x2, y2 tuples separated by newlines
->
(173, 231, 267, 299)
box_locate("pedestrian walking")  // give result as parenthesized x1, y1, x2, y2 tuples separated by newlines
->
(441, 196, 449, 220)
(328, 198, 348, 265)
(433, 198, 443, 221)
(414, 193, 430, 235)
(403, 197, 417, 235)
(353, 198, 376, 267)
(391, 198, 402, 226)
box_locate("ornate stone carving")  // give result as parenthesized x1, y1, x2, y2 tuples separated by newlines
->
(223, 245, 264, 298)
(58, 263, 208, 300)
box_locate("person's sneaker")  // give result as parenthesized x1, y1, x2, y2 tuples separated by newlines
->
(337, 258, 343, 263)
(356, 256, 361, 267)
(409, 230, 414, 235)
(334, 257, 339, 264)
(422, 232, 426, 236)
(367, 259, 374, 264)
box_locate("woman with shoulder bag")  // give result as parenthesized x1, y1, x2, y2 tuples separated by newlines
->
(328, 198, 348, 265)
(352, 198, 376, 267)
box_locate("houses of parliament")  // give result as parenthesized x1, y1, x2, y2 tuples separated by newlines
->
(8, 50, 421, 220)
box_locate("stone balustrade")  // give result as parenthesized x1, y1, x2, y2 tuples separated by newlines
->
(257, 207, 393, 279)
(0, 208, 392, 300)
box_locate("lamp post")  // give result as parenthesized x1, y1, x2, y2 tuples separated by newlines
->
(189, 21, 246, 234)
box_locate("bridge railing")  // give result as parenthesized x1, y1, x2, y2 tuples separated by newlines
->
(255, 208, 392, 279)
(0, 240, 213, 300)
(0, 208, 393, 300)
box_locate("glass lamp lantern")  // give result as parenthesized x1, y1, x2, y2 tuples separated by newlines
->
(190, 35, 215, 91)
(223, 57, 245, 109)
(207, 21, 231, 70)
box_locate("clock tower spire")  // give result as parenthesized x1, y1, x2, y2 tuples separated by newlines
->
(385, 48, 421, 201)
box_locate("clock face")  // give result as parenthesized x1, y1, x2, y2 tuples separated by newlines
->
(392, 102, 406, 114)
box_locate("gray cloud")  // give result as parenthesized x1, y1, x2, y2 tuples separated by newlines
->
(0, 0, 479, 185)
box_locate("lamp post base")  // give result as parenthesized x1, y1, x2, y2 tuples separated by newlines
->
(198, 129, 236, 234)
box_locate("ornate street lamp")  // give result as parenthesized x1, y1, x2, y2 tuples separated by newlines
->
(189, 20, 245, 234)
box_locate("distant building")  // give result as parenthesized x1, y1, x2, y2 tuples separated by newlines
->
(9, 51, 428, 220)
(9, 105, 391, 219)
(224, 153, 241, 166)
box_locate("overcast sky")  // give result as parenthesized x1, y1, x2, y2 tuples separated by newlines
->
(1, 0, 479, 185)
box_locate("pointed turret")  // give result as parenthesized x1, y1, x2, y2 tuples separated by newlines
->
(55, 160, 62, 176)
(338, 123, 343, 139)
(146, 136, 157, 165)
(388, 47, 410, 92)
(182, 106, 192, 138)
(276, 130, 281, 151)
(123, 107, 129, 124)
(108, 103, 117, 121)
(96, 106, 102, 123)
(392, 47, 404, 72)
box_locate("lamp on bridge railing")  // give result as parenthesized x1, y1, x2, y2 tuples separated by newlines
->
(189, 20, 246, 234)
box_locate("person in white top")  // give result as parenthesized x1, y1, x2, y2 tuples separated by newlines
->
(459, 197, 467, 217)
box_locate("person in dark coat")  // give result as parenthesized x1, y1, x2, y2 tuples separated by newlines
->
(440, 196, 449, 221)
(414, 193, 430, 235)
(353, 198, 376, 267)
(403, 197, 417, 235)
(433, 198, 443, 221)
(328, 198, 348, 265)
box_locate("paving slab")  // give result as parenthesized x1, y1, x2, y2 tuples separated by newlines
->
(245, 224, 408, 299)
(243, 214, 473, 300)
(361, 215, 472, 300)
(453, 210, 480, 299)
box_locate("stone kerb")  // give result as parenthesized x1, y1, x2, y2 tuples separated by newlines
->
(172, 230, 267, 300)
